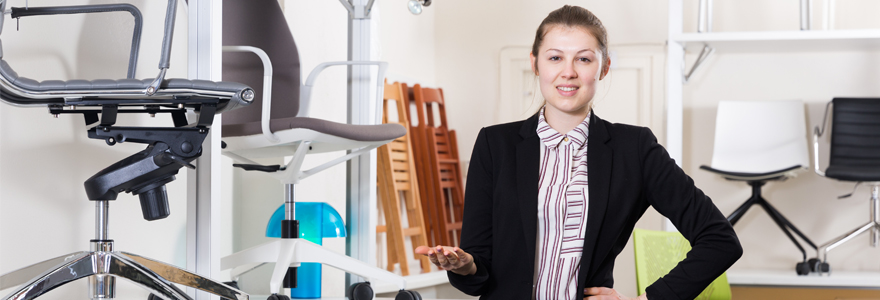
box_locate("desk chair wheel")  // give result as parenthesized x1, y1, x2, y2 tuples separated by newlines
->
(395, 290, 422, 300)
(809, 258, 830, 274)
(267, 293, 290, 300)
(795, 261, 811, 275)
(348, 282, 373, 300)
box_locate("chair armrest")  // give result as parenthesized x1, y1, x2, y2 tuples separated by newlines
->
(10, 4, 143, 79)
(813, 101, 833, 177)
(223, 45, 278, 143)
(145, 0, 178, 96)
(300, 61, 389, 125)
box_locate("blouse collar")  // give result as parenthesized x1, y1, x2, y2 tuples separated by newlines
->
(536, 107, 590, 149)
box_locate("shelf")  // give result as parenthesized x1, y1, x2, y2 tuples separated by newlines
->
(372, 271, 449, 294)
(728, 269, 880, 288)
(671, 29, 880, 53)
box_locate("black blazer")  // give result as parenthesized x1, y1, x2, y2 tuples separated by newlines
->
(447, 113, 742, 300)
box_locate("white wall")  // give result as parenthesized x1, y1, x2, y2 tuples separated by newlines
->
(0, 1, 190, 299)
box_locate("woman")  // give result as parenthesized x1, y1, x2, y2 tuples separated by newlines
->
(415, 5, 741, 300)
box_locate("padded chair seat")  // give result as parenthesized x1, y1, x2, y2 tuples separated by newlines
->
(222, 116, 406, 142)
(700, 165, 802, 181)
(0, 60, 252, 111)
(2, 60, 249, 92)
(825, 165, 880, 182)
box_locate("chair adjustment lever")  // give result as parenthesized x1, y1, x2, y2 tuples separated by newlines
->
(232, 164, 283, 173)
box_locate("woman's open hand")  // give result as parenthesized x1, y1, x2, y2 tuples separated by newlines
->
(583, 287, 648, 300)
(414, 245, 476, 276)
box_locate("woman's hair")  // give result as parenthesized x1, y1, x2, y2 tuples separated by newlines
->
(531, 5, 608, 72)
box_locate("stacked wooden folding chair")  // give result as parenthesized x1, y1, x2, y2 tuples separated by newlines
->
(408, 84, 465, 247)
(376, 81, 431, 275)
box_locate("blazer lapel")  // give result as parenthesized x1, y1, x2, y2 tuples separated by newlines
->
(579, 112, 612, 286)
(516, 114, 540, 273)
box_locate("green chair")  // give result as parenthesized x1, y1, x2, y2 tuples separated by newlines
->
(633, 228, 732, 300)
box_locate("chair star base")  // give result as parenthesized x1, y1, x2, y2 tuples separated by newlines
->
(0, 201, 247, 300)
(815, 184, 880, 275)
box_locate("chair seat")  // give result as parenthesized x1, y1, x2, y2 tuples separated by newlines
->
(700, 165, 802, 181)
(825, 165, 880, 182)
(222, 116, 406, 142)
(0, 60, 252, 111)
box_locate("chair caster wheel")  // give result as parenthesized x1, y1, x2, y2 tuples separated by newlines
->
(818, 261, 831, 274)
(349, 281, 373, 300)
(807, 258, 821, 272)
(795, 261, 811, 275)
(395, 289, 422, 300)
(267, 294, 290, 300)
(222, 281, 240, 290)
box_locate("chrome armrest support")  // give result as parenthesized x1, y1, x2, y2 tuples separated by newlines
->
(223, 46, 278, 143)
(813, 101, 833, 177)
(145, 0, 177, 96)
(300, 61, 389, 125)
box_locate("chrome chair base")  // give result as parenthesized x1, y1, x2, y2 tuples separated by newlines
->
(816, 184, 880, 274)
(0, 248, 247, 300)
(1, 202, 247, 300)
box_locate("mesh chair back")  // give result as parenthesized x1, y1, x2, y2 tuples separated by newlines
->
(221, 0, 300, 131)
(826, 98, 880, 181)
(710, 100, 809, 173)
(633, 229, 731, 300)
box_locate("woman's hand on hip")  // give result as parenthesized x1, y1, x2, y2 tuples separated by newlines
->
(583, 287, 648, 300)
(414, 245, 476, 276)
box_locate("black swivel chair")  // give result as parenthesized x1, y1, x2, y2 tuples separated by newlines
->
(0, 1, 253, 300)
(812, 98, 880, 274)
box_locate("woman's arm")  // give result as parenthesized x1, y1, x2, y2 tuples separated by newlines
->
(638, 128, 743, 300)
(445, 127, 496, 296)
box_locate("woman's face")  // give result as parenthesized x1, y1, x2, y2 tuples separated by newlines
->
(530, 26, 607, 118)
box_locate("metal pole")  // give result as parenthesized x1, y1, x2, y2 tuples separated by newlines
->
(706, 0, 714, 32)
(187, 1, 223, 300)
(872, 185, 879, 247)
(697, 0, 707, 33)
(801, 0, 812, 30)
(343, 0, 378, 288)
(95, 201, 109, 240)
(285, 184, 295, 221)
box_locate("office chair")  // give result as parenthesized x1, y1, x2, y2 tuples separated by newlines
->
(0, 1, 253, 300)
(700, 100, 818, 275)
(812, 98, 880, 274)
(218, 1, 420, 299)
(633, 229, 731, 300)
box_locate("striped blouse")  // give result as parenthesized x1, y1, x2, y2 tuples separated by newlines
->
(533, 108, 590, 300)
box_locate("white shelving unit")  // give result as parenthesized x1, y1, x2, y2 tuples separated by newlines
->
(666, 0, 880, 288)
(728, 270, 880, 288)
(674, 29, 880, 52)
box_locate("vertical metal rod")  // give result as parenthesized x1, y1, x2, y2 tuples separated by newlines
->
(706, 0, 713, 32)
(96, 201, 109, 240)
(801, 0, 812, 30)
(285, 184, 295, 221)
(697, 0, 707, 33)
(872, 185, 879, 247)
